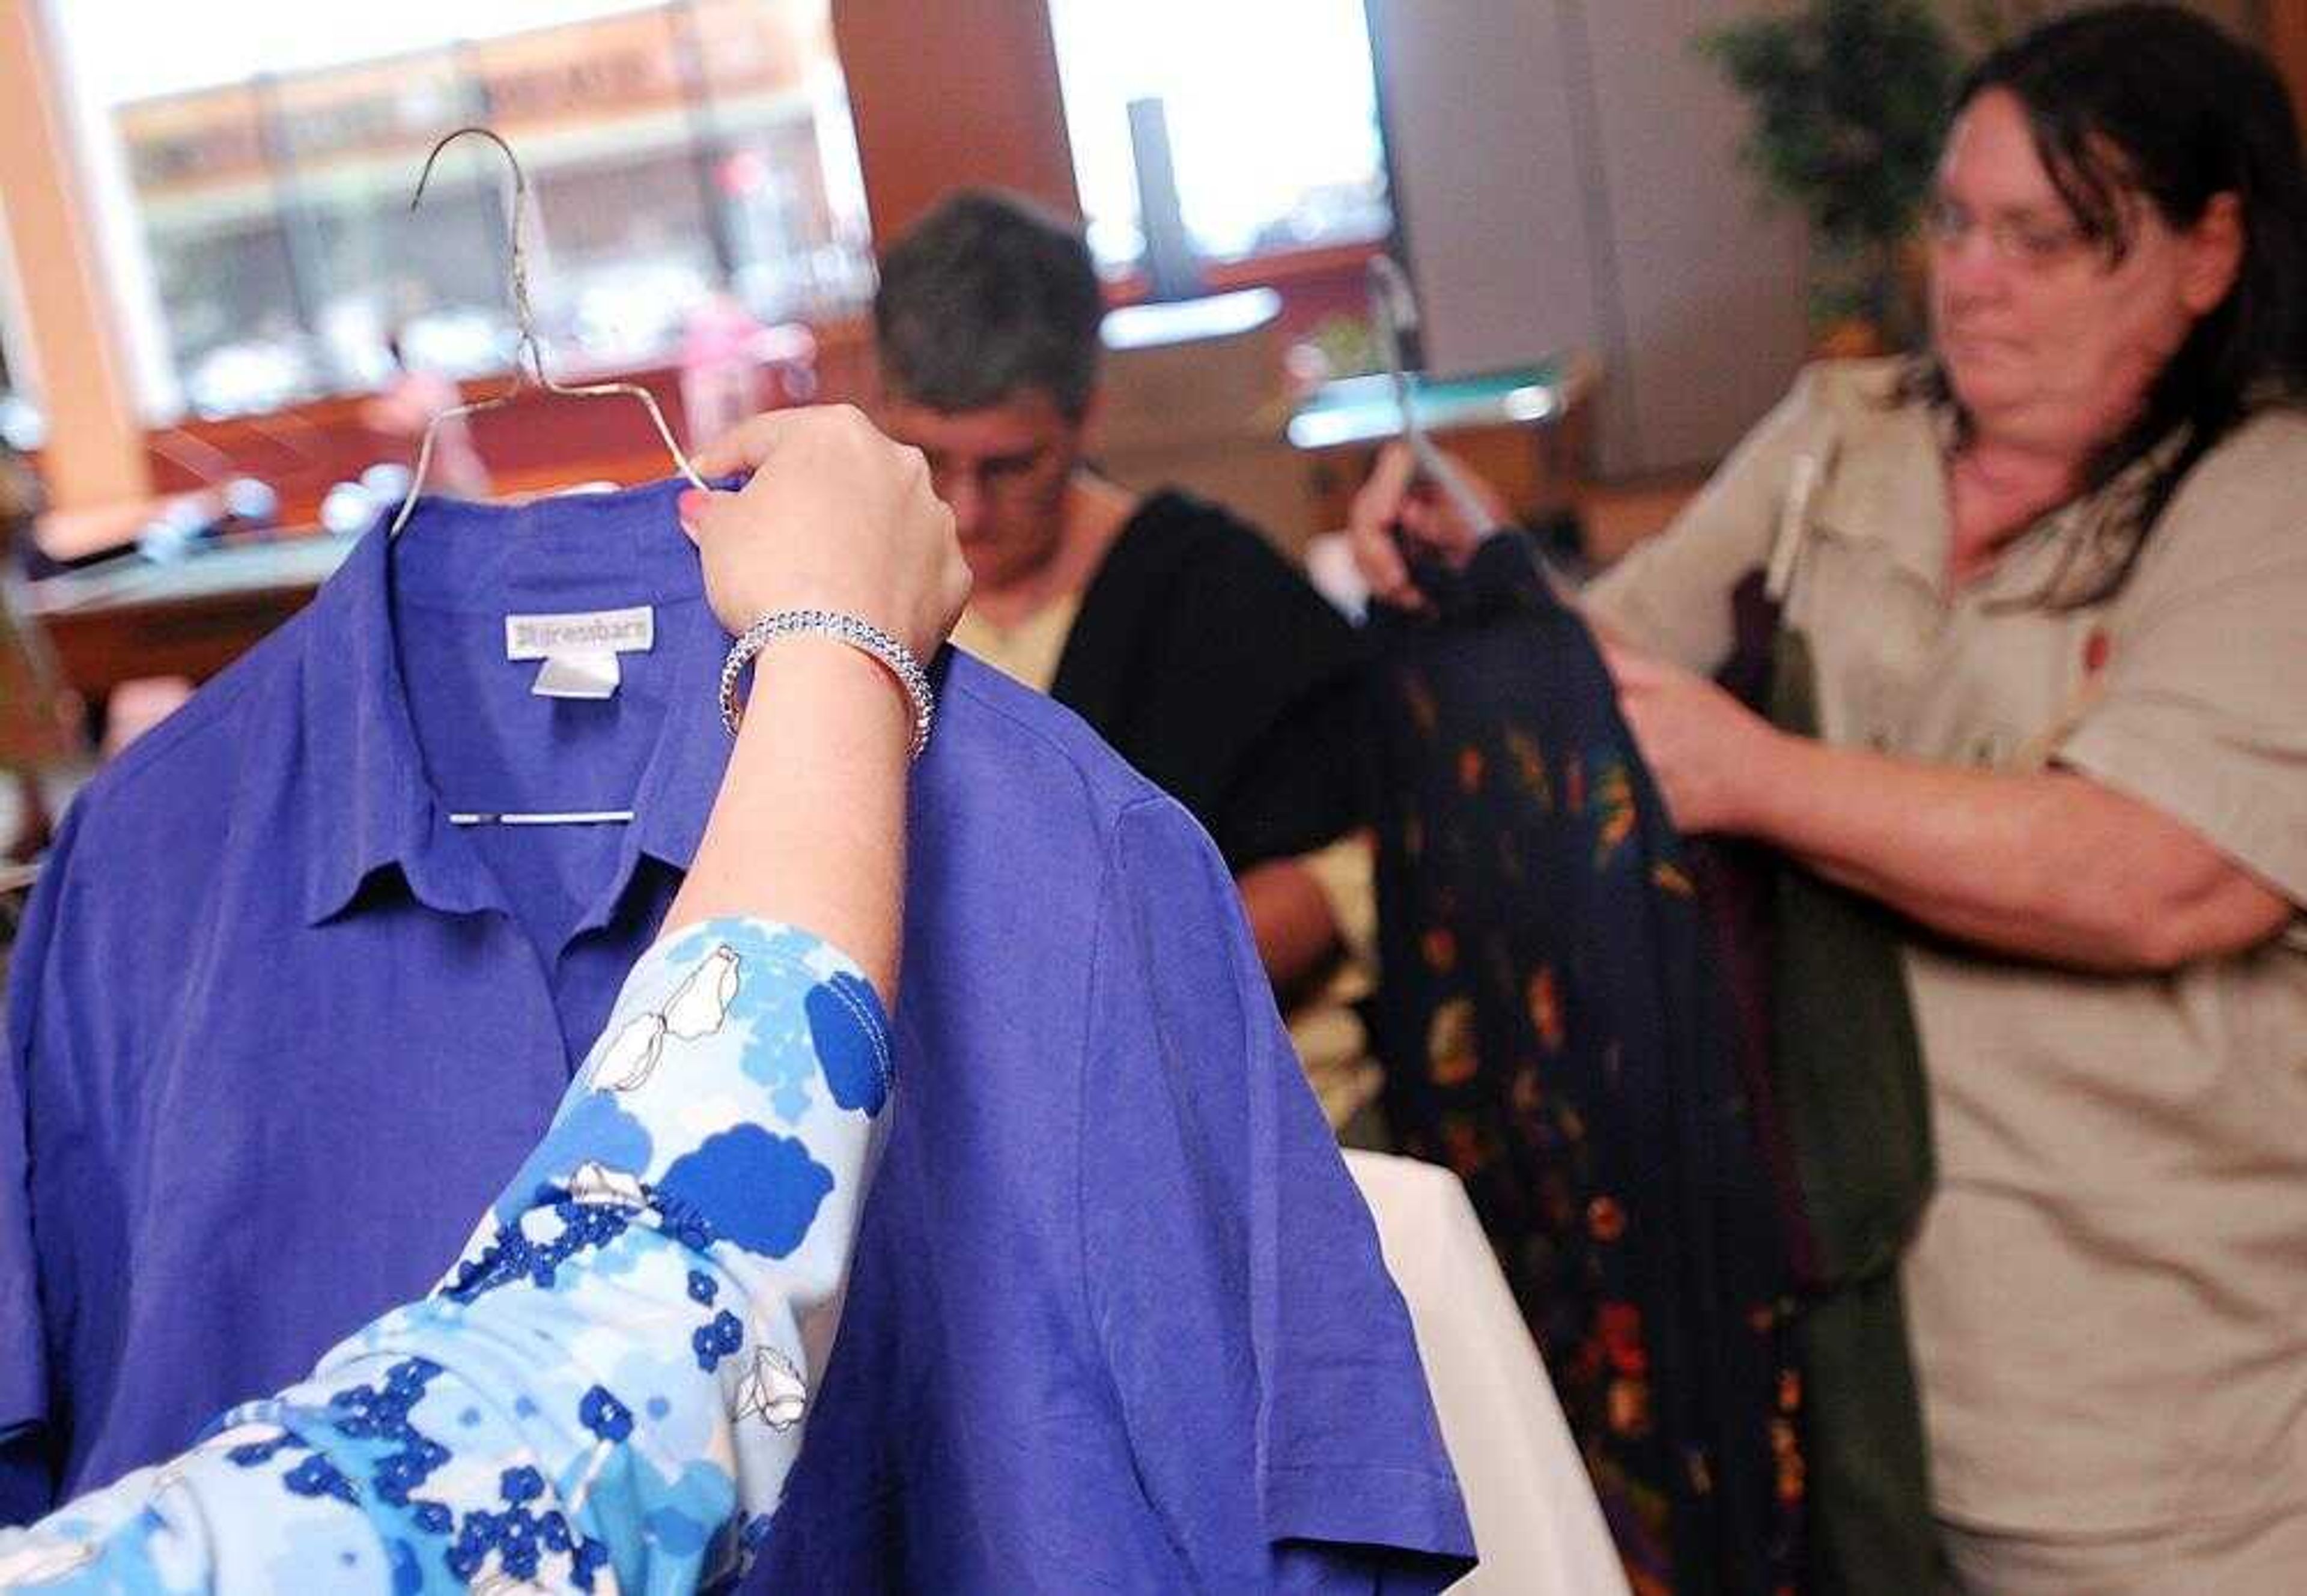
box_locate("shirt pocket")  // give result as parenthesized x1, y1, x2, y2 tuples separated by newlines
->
(1784, 520, 1947, 751)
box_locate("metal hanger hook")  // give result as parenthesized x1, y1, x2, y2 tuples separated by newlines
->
(412, 126, 546, 387)
(1365, 254, 1507, 545)
(388, 126, 709, 536)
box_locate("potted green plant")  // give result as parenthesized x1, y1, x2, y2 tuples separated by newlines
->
(1699, 0, 2041, 353)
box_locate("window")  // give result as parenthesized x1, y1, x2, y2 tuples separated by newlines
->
(0, 349, 35, 452)
(1045, 0, 1393, 278)
(52, 1, 872, 421)
(0, 231, 37, 451)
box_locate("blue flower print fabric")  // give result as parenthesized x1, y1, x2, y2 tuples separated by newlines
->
(0, 917, 890, 1595)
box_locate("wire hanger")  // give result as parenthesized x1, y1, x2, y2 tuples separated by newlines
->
(385, 127, 684, 828)
(1366, 256, 1504, 542)
(1367, 254, 1585, 596)
(388, 126, 710, 537)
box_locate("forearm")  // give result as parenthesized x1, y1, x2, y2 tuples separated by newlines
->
(1739, 730, 2285, 971)
(670, 635, 912, 1004)
(1239, 854, 1346, 997)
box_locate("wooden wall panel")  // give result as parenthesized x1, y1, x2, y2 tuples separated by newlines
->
(0, 0, 150, 507)
(2270, 1, 2307, 135)
(830, 0, 1081, 251)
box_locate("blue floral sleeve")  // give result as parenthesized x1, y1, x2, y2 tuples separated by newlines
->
(0, 917, 893, 1595)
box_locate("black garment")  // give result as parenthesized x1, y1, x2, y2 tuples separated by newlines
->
(1708, 571, 1938, 1596)
(1760, 627, 1938, 1596)
(1050, 490, 1369, 872)
(1367, 536, 1801, 1596)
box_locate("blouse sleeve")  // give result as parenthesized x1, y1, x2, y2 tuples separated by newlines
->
(2055, 417, 2307, 911)
(0, 916, 893, 1595)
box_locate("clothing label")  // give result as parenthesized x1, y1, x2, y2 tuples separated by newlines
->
(505, 607, 655, 661)
(507, 607, 652, 701)
(531, 651, 622, 699)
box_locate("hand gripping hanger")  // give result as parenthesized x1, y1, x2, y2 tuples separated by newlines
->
(1368, 255, 1576, 595)
(1366, 255, 1505, 542)
(387, 126, 710, 538)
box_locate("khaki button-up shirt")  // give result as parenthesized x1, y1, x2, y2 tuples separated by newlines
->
(1588, 358, 2307, 1534)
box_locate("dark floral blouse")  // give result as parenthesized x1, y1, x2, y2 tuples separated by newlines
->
(1367, 536, 1802, 1596)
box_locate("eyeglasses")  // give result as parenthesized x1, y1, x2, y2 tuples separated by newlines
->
(922, 443, 1064, 504)
(1923, 197, 2093, 267)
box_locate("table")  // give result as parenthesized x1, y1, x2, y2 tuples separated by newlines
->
(1289, 356, 1599, 539)
(18, 434, 696, 702)
(20, 535, 354, 699)
(1345, 1150, 1629, 1596)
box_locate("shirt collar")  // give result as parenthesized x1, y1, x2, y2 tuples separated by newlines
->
(297, 479, 729, 927)
(297, 517, 466, 925)
(1915, 387, 2192, 605)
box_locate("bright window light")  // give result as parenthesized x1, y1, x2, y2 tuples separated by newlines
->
(1047, 0, 1393, 273)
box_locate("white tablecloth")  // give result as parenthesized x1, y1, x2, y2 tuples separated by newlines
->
(1346, 1151, 1630, 1596)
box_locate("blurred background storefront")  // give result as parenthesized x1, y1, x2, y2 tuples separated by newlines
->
(0, 0, 1397, 502)
(1, 1, 2289, 724)
(0, 0, 1420, 780)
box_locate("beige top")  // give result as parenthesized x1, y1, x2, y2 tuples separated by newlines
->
(951, 598, 1083, 701)
(955, 598, 1384, 1130)
(1587, 359, 2307, 1534)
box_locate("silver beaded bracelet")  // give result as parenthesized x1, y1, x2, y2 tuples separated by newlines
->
(719, 608, 935, 759)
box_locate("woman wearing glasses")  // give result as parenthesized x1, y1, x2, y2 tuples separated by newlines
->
(1352, 8, 2307, 1590)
